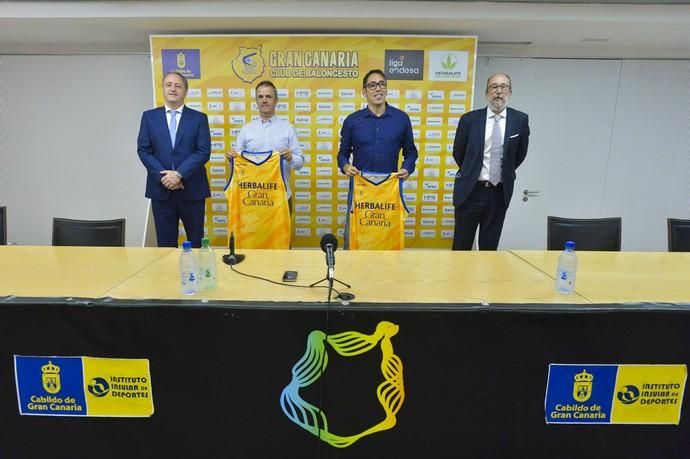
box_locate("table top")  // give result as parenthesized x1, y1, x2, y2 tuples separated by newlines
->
(512, 250, 690, 304)
(0, 246, 173, 298)
(2, 246, 687, 304)
(105, 249, 587, 304)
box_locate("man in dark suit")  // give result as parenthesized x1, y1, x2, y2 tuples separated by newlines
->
(452, 73, 529, 250)
(137, 71, 211, 248)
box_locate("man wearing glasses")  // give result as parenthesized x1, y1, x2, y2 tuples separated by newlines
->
(451, 72, 530, 251)
(338, 69, 418, 179)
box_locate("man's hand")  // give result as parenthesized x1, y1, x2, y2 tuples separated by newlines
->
(160, 170, 184, 190)
(396, 168, 410, 180)
(278, 148, 293, 162)
(343, 163, 360, 176)
(227, 149, 239, 159)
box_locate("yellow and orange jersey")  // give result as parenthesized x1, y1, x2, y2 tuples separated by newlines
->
(347, 172, 409, 250)
(224, 151, 291, 249)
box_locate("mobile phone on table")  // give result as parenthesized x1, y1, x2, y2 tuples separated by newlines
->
(282, 270, 298, 282)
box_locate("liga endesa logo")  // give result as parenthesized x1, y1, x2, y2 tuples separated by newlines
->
(280, 321, 405, 448)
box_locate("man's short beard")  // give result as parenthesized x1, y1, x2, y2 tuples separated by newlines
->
(489, 97, 507, 112)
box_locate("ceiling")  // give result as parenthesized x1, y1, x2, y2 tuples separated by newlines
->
(2, 1, 690, 58)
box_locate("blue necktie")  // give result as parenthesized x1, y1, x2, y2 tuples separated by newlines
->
(169, 110, 178, 147)
(489, 114, 503, 186)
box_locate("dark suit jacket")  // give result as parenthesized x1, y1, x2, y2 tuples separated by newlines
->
(452, 107, 529, 208)
(137, 106, 211, 201)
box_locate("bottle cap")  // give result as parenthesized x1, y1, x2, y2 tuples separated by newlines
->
(182, 241, 192, 250)
(201, 238, 210, 248)
(565, 241, 576, 250)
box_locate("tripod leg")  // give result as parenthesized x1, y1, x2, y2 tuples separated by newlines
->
(310, 277, 328, 287)
(332, 278, 351, 289)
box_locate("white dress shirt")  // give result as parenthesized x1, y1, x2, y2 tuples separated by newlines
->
(480, 107, 506, 181)
(165, 104, 184, 128)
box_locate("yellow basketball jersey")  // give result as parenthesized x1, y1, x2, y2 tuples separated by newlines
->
(347, 172, 409, 250)
(225, 151, 291, 249)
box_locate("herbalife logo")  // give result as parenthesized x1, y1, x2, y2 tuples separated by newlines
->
(440, 54, 457, 70)
(429, 50, 468, 81)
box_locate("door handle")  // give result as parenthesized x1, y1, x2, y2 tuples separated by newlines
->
(522, 189, 540, 202)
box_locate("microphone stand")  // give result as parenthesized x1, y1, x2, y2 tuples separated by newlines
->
(311, 259, 349, 301)
(312, 235, 350, 302)
(310, 271, 351, 296)
(310, 272, 350, 289)
(328, 276, 334, 303)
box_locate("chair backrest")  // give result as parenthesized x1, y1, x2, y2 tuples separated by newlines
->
(547, 216, 622, 251)
(0, 206, 6, 245)
(52, 218, 125, 247)
(667, 218, 690, 252)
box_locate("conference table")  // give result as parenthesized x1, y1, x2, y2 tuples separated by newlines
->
(0, 245, 582, 302)
(513, 250, 690, 303)
(3, 245, 688, 303)
(1, 246, 689, 459)
(106, 247, 593, 303)
(0, 245, 174, 298)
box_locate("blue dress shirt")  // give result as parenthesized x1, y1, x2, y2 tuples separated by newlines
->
(337, 103, 418, 175)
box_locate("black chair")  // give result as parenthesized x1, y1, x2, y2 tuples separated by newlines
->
(547, 216, 622, 251)
(52, 218, 126, 247)
(0, 206, 6, 245)
(667, 218, 690, 252)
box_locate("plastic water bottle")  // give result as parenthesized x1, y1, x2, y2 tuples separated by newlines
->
(179, 240, 199, 295)
(555, 240, 577, 294)
(198, 237, 217, 290)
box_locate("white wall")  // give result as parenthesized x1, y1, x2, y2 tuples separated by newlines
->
(0, 53, 688, 249)
(0, 54, 153, 246)
(475, 57, 690, 250)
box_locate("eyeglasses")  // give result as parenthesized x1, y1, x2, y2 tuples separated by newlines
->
(365, 80, 387, 90)
(488, 84, 511, 92)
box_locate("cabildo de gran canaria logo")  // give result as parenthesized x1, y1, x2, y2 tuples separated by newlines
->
(280, 321, 405, 448)
(231, 46, 265, 83)
(573, 369, 593, 402)
(42, 360, 61, 394)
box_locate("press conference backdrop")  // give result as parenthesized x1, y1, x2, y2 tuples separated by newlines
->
(0, 54, 687, 249)
(149, 35, 478, 249)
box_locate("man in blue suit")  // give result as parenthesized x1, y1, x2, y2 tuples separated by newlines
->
(452, 73, 529, 250)
(137, 71, 211, 248)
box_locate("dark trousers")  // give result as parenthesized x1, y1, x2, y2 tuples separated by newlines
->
(452, 182, 507, 251)
(151, 192, 206, 248)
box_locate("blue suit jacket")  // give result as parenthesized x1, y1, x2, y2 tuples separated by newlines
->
(452, 107, 529, 208)
(137, 106, 211, 201)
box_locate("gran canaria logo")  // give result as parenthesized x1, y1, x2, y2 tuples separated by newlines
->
(573, 369, 593, 402)
(231, 46, 265, 83)
(280, 321, 405, 448)
(41, 361, 61, 394)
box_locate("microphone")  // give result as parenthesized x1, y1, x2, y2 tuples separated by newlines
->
(222, 232, 245, 265)
(320, 233, 338, 280)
